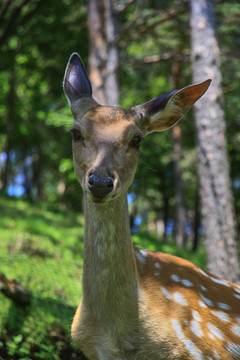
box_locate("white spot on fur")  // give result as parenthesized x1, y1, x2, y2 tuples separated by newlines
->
(173, 291, 188, 306)
(140, 249, 148, 257)
(200, 285, 207, 292)
(192, 310, 202, 322)
(236, 316, 240, 324)
(210, 276, 230, 287)
(191, 320, 203, 338)
(232, 324, 240, 336)
(200, 294, 213, 307)
(207, 324, 223, 340)
(171, 274, 181, 282)
(170, 275, 194, 287)
(233, 293, 240, 299)
(171, 318, 184, 341)
(211, 310, 229, 323)
(155, 262, 161, 269)
(184, 339, 203, 360)
(161, 287, 172, 300)
(171, 319, 203, 359)
(135, 251, 146, 265)
(154, 271, 160, 277)
(181, 279, 194, 287)
(198, 268, 210, 278)
(217, 302, 231, 311)
(234, 286, 240, 294)
(199, 300, 207, 308)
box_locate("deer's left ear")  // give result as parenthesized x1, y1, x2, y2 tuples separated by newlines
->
(131, 79, 211, 135)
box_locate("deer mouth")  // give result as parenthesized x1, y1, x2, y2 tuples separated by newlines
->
(85, 189, 120, 203)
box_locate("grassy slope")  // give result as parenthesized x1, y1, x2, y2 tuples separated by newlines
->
(0, 197, 85, 360)
(0, 197, 206, 360)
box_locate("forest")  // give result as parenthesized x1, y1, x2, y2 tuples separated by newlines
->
(0, 0, 240, 359)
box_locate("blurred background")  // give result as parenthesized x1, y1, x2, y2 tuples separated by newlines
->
(0, 0, 240, 359)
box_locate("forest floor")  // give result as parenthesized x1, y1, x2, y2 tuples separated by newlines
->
(0, 196, 206, 360)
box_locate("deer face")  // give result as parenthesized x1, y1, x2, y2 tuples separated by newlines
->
(63, 53, 211, 203)
(70, 104, 142, 203)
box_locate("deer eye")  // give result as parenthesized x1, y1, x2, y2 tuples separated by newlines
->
(70, 128, 82, 142)
(130, 135, 143, 150)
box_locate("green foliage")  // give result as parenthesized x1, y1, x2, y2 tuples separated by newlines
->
(0, 0, 87, 205)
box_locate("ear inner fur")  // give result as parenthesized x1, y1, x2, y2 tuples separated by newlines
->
(131, 79, 211, 134)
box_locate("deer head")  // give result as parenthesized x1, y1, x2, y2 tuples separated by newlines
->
(63, 53, 211, 203)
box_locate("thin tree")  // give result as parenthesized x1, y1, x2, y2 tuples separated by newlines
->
(190, 0, 240, 283)
(171, 57, 187, 248)
(87, 0, 119, 106)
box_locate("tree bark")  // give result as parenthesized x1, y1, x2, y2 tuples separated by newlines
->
(192, 191, 201, 252)
(172, 124, 186, 248)
(87, 0, 119, 106)
(172, 58, 186, 248)
(88, 0, 107, 104)
(190, 0, 240, 283)
(104, 0, 119, 106)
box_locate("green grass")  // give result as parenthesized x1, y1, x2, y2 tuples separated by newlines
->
(0, 197, 206, 359)
(0, 197, 85, 360)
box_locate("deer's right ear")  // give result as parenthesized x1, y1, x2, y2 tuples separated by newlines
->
(63, 53, 93, 105)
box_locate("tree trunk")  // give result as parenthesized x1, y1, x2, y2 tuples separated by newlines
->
(192, 191, 200, 252)
(104, 0, 119, 106)
(172, 124, 186, 247)
(88, 0, 107, 104)
(172, 58, 186, 248)
(190, 0, 240, 283)
(87, 0, 119, 106)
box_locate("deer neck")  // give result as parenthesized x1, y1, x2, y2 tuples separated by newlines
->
(82, 194, 139, 329)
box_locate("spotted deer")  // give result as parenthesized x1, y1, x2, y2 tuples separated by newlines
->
(63, 53, 240, 360)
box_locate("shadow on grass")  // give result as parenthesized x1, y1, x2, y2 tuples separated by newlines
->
(0, 295, 88, 360)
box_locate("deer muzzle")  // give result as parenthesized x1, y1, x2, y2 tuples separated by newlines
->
(88, 174, 114, 199)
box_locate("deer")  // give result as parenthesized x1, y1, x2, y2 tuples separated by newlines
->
(63, 53, 240, 360)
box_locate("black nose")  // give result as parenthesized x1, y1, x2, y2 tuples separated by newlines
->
(88, 174, 114, 198)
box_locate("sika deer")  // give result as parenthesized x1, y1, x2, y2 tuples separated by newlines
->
(63, 53, 240, 360)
